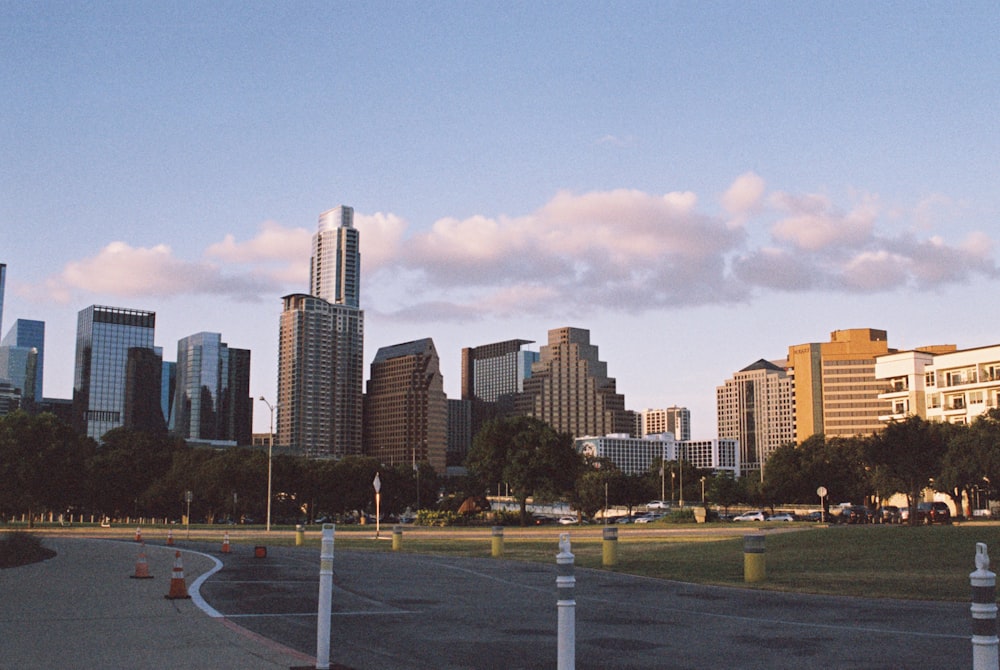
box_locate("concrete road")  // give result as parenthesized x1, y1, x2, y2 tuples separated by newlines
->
(196, 542, 972, 670)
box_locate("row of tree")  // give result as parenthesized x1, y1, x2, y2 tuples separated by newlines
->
(3, 410, 999, 526)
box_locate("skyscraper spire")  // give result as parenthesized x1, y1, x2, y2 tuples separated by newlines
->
(310, 206, 360, 308)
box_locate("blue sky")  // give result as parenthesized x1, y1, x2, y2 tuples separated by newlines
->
(2, 2, 999, 435)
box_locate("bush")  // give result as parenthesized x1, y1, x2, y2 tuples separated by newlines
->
(664, 509, 695, 524)
(0, 532, 55, 568)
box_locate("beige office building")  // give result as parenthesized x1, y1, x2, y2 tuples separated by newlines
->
(640, 406, 691, 441)
(515, 327, 631, 438)
(716, 358, 794, 474)
(788, 328, 894, 441)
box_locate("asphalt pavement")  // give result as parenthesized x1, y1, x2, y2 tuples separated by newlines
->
(0, 534, 981, 669)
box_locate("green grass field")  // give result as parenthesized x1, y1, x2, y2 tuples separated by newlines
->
(324, 523, 1000, 602)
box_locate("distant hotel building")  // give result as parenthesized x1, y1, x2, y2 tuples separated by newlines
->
(876, 344, 1000, 425)
(787, 328, 893, 441)
(640, 407, 690, 441)
(276, 206, 364, 458)
(363, 338, 447, 474)
(575, 433, 740, 478)
(172, 332, 252, 446)
(515, 327, 631, 439)
(73, 305, 157, 440)
(717, 359, 794, 474)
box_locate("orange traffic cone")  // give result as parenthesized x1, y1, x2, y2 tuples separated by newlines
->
(164, 551, 190, 599)
(221, 532, 230, 554)
(129, 544, 154, 579)
(166, 529, 174, 546)
(134, 526, 142, 542)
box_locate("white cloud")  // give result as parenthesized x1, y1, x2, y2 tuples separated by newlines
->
(769, 193, 878, 251)
(722, 171, 766, 219)
(32, 178, 999, 320)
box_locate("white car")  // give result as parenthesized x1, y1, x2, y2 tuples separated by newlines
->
(646, 500, 671, 510)
(733, 511, 767, 522)
(766, 513, 796, 522)
(557, 515, 579, 525)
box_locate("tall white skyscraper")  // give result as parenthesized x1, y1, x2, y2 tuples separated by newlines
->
(277, 206, 364, 458)
(310, 206, 360, 308)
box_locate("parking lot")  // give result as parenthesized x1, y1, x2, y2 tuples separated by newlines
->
(195, 542, 971, 669)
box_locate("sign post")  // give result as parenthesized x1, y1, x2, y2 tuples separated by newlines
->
(373, 472, 382, 539)
(817, 486, 828, 523)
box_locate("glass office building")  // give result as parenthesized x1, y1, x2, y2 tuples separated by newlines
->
(1, 319, 45, 402)
(173, 332, 251, 445)
(73, 305, 156, 440)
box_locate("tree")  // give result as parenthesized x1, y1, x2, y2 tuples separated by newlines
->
(0, 411, 95, 525)
(466, 416, 582, 525)
(867, 416, 949, 525)
(938, 411, 1000, 518)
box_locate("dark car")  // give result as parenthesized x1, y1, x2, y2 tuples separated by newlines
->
(840, 505, 874, 524)
(917, 501, 951, 524)
(874, 505, 901, 524)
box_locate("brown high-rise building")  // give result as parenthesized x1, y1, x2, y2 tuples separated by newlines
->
(787, 328, 894, 442)
(514, 327, 631, 438)
(363, 338, 447, 474)
(276, 293, 363, 458)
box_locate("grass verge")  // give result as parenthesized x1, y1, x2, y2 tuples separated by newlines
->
(0, 532, 56, 568)
(325, 523, 1000, 602)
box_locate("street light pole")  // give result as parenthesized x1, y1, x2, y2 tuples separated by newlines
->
(258, 396, 277, 533)
(678, 444, 685, 508)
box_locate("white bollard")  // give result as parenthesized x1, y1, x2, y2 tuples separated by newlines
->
(316, 523, 336, 670)
(971, 542, 999, 670)
(557, 532, 576, 670)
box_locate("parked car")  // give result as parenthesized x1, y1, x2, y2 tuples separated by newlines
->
(646, 500, 671, 510)
(634, 512, 664, 524)
(874, 506, 901, 524)
(917, 501, 951, 524)
(557, 515, 579, 525)
(733, 510, 767, 522)
(766, 512, 796, 522)
(840, 505, 874, 524)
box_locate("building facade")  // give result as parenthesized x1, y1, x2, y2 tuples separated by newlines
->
(716, 359, 795, 475)
(73, 305, 157, 440)
(363, 338, 448, 474)
(877, 344, 1000, 426)
(575, 433, 740, 478)
(172, 332, 251, 445)
(640, 406, 691, 441)
(787, 328, 893, 441)
(277, 294, 363, 458)
(1, 319, 44, 403)
(276, 205, 364, 459)
(515, 327, 631, 439)
(310, 205, 360, 308)
(460, 338, 538, 447)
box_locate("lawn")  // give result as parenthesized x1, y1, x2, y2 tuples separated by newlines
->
(325, 523, 1000, 602)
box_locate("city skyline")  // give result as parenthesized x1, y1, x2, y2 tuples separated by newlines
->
(3, 5, 998, 435)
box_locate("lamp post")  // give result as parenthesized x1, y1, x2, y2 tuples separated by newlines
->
(678, 444, 685, 508)
(258, 396, 278, 532)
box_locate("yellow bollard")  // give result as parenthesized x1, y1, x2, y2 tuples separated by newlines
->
(602, 526, 618, 567)
(744, 534, 766, 583)
(392, 525, 402, 551)
(295, 524, 305, 546)
(491, 526, 504, 558)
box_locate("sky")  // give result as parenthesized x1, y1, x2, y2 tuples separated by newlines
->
(2, 2, 999, 436)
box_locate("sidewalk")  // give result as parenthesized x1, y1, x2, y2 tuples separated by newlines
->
(0, 536, 313, 670)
